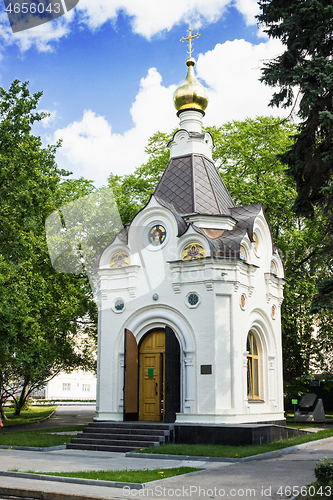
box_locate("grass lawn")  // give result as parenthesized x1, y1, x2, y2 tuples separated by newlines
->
(3, 406, 57, 426)
(23, 467, 200, 483)
(136, 427, 333, 459)
(0, 426, 85, 447)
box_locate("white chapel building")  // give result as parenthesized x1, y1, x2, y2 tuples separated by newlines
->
(94, 51, 285, 425)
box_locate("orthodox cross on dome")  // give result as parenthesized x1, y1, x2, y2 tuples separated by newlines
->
(180, 27, 201, 58)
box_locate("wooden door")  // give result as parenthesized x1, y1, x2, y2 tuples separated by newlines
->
(123, 329, 138, 421)
(165, 326, 180, 422)
(139, 330, 165, 421)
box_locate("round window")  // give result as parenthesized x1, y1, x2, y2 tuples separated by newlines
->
(188, 293, 199, 306)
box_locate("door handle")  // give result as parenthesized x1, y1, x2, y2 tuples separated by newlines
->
(155, 382, 158, 395)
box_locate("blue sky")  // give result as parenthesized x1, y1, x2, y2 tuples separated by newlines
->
(0, 0, 286, 186)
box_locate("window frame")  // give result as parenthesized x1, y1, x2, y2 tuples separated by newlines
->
(247, 331, 260, 400)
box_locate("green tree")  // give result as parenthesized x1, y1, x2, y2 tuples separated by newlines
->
(0, 81, 97, 418)
(257, 0, 333, 311)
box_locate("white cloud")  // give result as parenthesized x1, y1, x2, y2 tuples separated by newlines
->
(53, 37, 287, 187)
(77, 0, 230, 38)
(0, 0, 260, 51)
(76, 0, 263, 38)
(54, 68, 178, 186)
(196, 38, 286, 124)
(234, 0, 260, 26)
(0, 13, 72, 52)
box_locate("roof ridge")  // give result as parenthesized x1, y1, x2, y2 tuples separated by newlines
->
(201, 155, 222, 215)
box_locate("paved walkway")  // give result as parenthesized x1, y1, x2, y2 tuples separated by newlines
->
(0, 406, 332, 500)
(1, 404, 96, 434)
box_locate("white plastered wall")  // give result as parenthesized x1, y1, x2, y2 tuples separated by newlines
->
(95, 200, 285, 424)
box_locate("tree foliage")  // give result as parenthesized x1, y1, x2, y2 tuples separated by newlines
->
(0, 81, 97, 417)
(257, 0, 333, 312)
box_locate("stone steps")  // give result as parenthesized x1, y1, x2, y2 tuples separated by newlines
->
(66, 421, 174, 453)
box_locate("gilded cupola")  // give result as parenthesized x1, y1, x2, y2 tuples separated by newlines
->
(173, 28, 209, 113)
(173, 56, 209, 112)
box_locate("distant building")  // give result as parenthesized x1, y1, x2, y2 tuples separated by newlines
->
(34, 370, 96, 400)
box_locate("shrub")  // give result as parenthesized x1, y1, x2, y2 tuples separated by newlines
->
(315, 457, 333, 485)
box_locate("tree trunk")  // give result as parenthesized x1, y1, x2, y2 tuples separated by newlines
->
(15, 381, 30, 416)
(0, 402, 8, 421)
(0, 370, 8, 420)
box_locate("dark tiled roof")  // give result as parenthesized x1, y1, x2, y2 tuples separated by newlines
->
(154, 196, 188, 237)
(231, 204, 263, 242)
(193, 225, 247, 259)
(193, 203, 276, 260)
(154, 153, 235, 216)
(97, 152, 281, 268)
(154, 155, 194, 214)
(203, 157, 235, 214)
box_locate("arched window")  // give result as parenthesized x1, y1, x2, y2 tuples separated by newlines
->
(247, 331, 259, 400)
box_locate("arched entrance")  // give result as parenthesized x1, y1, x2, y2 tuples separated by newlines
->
(123, 326, 180, 422)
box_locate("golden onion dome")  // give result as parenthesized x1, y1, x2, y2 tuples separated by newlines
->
(173, 57, 209, 112)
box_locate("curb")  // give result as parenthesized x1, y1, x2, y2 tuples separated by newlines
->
(0, 485, 106, 500)
(0, 444, 66, 451)
(0, 469, 202, 491)
(126, 435, 333, 463)
(126, 452, 239, 462)
(0, 470, 143, 490)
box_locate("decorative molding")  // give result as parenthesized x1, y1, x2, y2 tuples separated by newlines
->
(265, 273, 278, 303)
(171, 266, 181, 294)
(184, 214, 237, 230)
(268, 356, 275, 370)
(97, 265, 140, 298)
(205, 280, 213, 291)
(184, 351, 195, 366)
